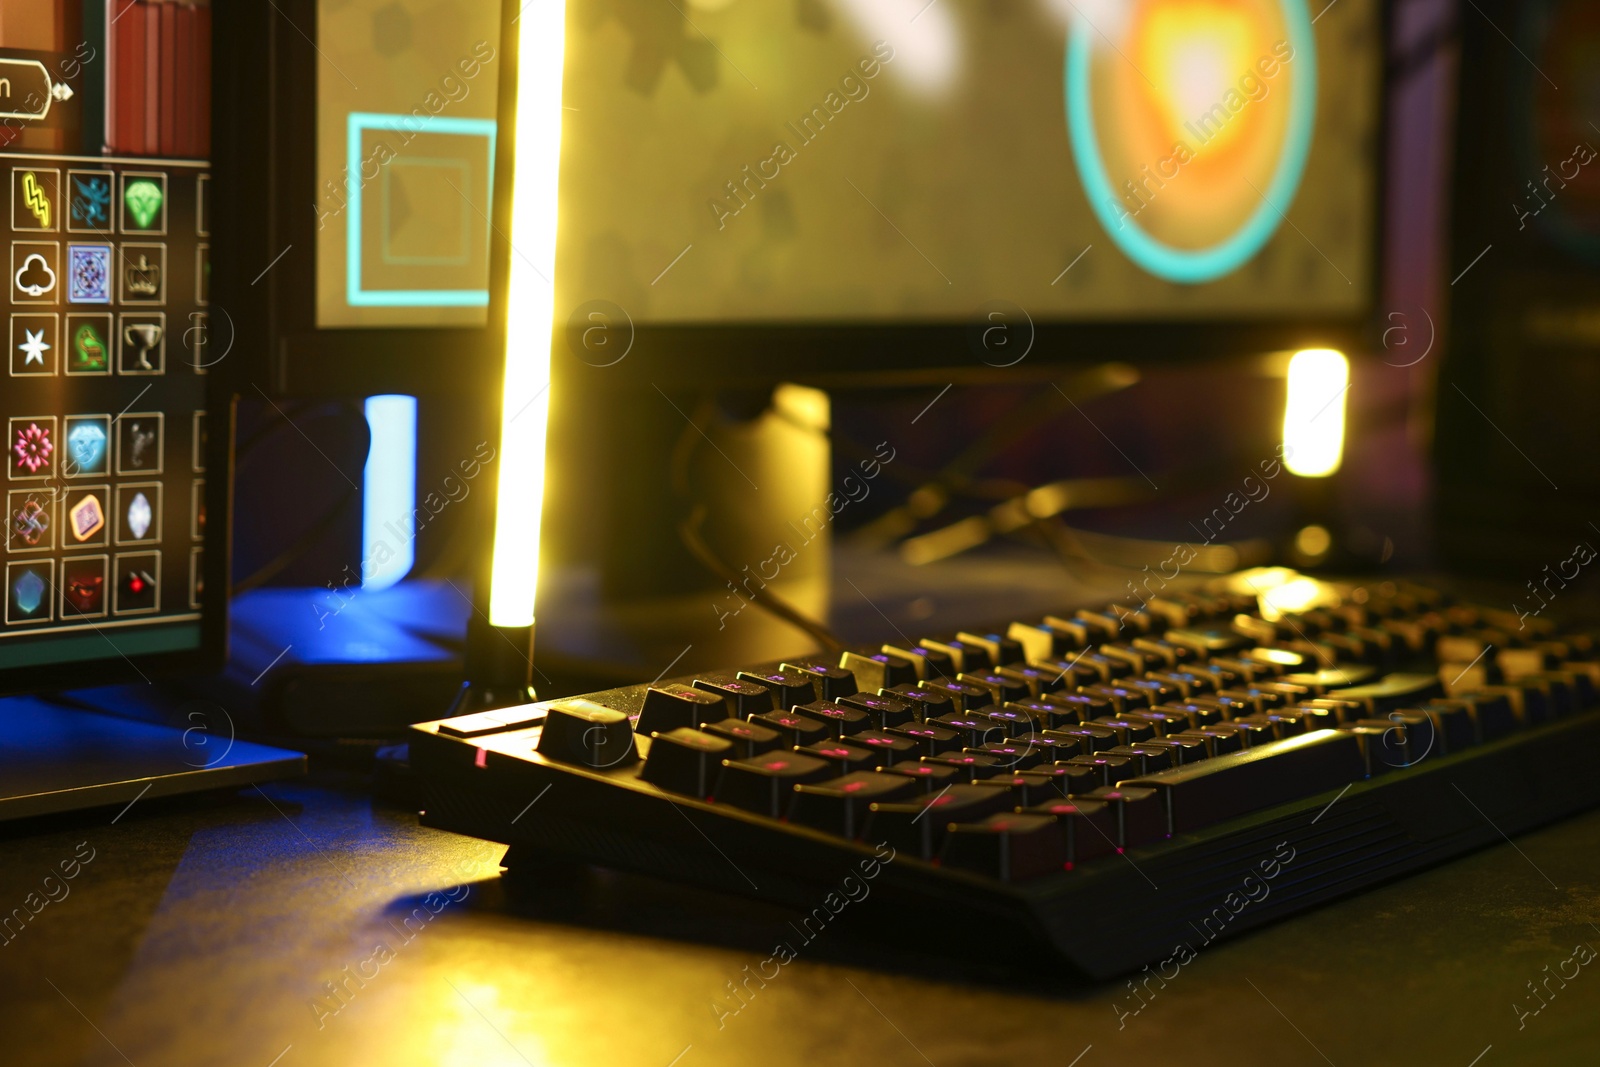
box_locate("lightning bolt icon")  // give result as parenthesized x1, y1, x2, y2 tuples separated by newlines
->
(22, 172, 49, 228)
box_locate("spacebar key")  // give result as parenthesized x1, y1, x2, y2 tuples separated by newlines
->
(1120, 729, 1366, 835)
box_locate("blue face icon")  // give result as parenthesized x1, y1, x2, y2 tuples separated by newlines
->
(67, 421, 107, 474)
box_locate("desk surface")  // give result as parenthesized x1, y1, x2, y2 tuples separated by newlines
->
(2, 774, 1597, 1067)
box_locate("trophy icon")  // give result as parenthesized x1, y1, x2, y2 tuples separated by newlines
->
(123, 321, 163, 371)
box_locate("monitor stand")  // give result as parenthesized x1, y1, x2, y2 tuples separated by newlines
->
(0, 694, 305, 822)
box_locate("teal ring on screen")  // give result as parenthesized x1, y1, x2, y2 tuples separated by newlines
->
(1064, 1, 1318, 284)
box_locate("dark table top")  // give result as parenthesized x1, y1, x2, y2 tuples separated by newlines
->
(3, 772, 1598, 1067)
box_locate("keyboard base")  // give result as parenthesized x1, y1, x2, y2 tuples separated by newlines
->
(417, 710, 1600, 980)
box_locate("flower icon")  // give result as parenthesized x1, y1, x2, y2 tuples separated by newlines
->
(14, 422, 52, 473)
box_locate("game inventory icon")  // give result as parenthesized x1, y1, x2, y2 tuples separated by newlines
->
(12, 243, 58, 302)
(8, 492, 50, 551)
(67, 316, 110, 373)
(64, 416, 109, 476)
(122, 177, 165, 231)
(10, 313, 56, 376)
(118, 414, 162, 473)
(62, 556, 106, 616)
(67, 243, 112, 303)
(68, 172, 112, 232)
(10, 419, 54, 477)
(12, 168, 58, 231)
(116, 483, 160, 544)
(6, 560, 52, 623)
(121, 248, 163, 302)
(69, 493, 105, 542)
(120, 316, 164, 373)
(114, 552, 158, 614)
(126, 491, 152, 540)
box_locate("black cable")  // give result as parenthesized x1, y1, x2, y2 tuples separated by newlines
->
(667, 394, 846, 652)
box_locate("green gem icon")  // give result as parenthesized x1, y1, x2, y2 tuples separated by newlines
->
(73, 323, 107, 370)
(123, 179, 163, 229)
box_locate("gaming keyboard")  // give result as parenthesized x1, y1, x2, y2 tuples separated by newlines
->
(411, 571, 1600, 979)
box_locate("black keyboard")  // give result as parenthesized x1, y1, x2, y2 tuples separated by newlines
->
(411, 572, 1600, 979)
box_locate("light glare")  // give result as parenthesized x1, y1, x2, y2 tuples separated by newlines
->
(1282, 348, 1347, 478)
(488, 0, 568, 628)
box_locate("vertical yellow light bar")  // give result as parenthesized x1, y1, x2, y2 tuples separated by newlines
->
(1282, 348, 1349, 478)
(488, 0, 569, 628)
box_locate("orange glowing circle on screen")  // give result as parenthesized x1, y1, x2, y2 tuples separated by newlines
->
(1065, 0, 1316, 282)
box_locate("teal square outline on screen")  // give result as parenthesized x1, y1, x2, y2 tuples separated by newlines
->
(345, 112, 497, 308)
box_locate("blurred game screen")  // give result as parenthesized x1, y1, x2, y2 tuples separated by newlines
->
(555, 0, 1382, 324)
(315, 0, 501, 329)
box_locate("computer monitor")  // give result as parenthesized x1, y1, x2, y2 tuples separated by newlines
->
(214, 0, 504, 397)
(482, 0, 1391, 686)
(553, 0, 1387, 387)
(0, 0, 224, 692)
(1437, 0, 1600, 573)
(0, 0, 304, 818)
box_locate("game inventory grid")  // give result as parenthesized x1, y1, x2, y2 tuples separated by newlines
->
(2, 154, 208, 643)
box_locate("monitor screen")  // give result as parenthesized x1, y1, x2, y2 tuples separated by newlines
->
(0, 0, 211, 672)
(554, 0, 1381, 325)
(314, 0, 501, 330)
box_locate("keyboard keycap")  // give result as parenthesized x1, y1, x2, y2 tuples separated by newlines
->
(789, 773, 918, 837)
(839, 650, 918, 691)
(1121, 730, 1367, 835)
(840, 692, 919, 729)
(973, 740, 1043, 770)
(748, 711, 830, 749)
(635, 683, 728, 735)
(920, 678, 994, 712)
(793, 700, 872, 737)
(1452, 690, 1519, 741)
(1047, 723, 1119, 752)
(1022, 799, 1118, 865)
(885, 685, 956, 720)
(1092, 716, 1156, 745)
(1333, 673, 1444, 715)
(640, 727, 734, 797)
(796, 740, 880, 772)
(866, 784, 1013, 859)
(1137, 735, 1209, 766)
(782, 661, 859, 701)
(536, 699, 639, 769)
(437, 707, 546, 738)
(851, 729, 921, 766)
(883, 761, 963, 792)
(738, 668, 819, 710)
(715, 753, 833, 816)
(921, 751, 1006, 781)
(1065, 752, 1133, 786)
(973, 772, 1065, 807)
(930, 713, 1007, 748)
(940, 813, 1067, 880)
(693, 676, 774, 718)
(886, 722, 963, 756)
(959, 671, 1030, 704)
(956, 631, 1024, 668)
(1007, 698, 1078, 730)
(1081, 785, 1166, 847)
(1107, 744, 1173, 775)
(703, 717, 782, 758)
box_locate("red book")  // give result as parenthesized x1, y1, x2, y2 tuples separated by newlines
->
(144, 1, 160, 154)
(173, 3, 193, 157)
(115, 0, 146, 155)
(195, 3, 211, 158)
(160, 0, 177, 156)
